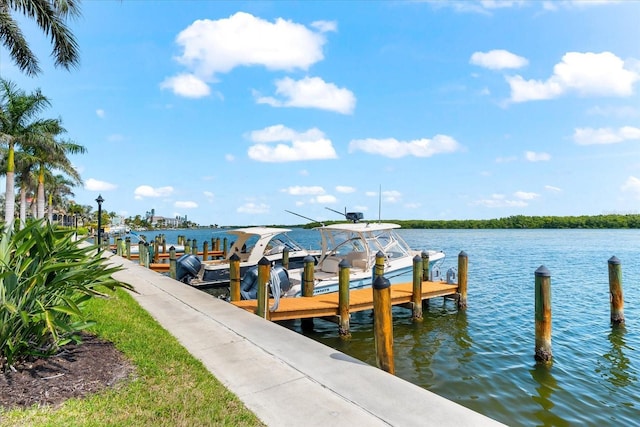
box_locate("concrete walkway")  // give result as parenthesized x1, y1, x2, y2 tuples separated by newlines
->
(106, 253, 506, 427)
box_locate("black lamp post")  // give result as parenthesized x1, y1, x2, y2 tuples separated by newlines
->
(96, 194, 104, 248)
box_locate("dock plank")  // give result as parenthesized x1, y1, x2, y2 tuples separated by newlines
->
(231, 281, 458, 321)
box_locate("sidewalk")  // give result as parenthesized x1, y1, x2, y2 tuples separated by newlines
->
(107, 253, 506, 427)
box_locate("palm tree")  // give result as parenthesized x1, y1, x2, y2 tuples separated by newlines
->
(0, 79, 59, 226)
(0, 0, 81, 76)
(45, 173, 76, 223)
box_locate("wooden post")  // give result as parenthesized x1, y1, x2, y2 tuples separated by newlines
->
(229, 253, 241, 302)
(374, 250, 385, 280)
(116, 237, 122, 256)
(138, 241, 144, 265)
(302, 255, 316, 331)
(412, 254, 423, 320)
(125, 237, 131, 260)
(203, 240, 209, 261)
(457, 251, 468, 310)
(282, 247, 290, 270)
(256, 257, 271, 319)
(222, 237, 227, 257)
(421, 251, 430, 281)
(186, 239, 192, 255)
(338, 259, 351, 338)
(162, 236, 167, 253)
(153, 239, 159, 263)
(608, 256, 625, 325)
(191, 239, 197, 256)
(535, 265, 552, 364)
(144, 242, 150, 268)
(373, 275, 394, 374)
(169, 246, 177, 279)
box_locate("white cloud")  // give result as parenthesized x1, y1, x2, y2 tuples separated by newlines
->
(282, 186, 326, 196)
(525, 151, 551, 162)
(255, 76, 356, 114)
(85, 178, 116, 191)
(573, 126, 640, 145)
(382, 190, 402, 203)
(470, 49, 528, 70)
(160, 73, 211, 98)
(315, 194, 337, 204)
(134, 185, 174, 199)
(508, 52, 639, 103)
(622, 176, 640, 199)
(545, 185, 562, 192)
(496, 156, 517, 163)
(247, 125, 338, 162)
(237, 202, 270, 214)
(348, 135, 462, 158)
(225, 154, 235, 162)
(432, 0, 620, 13)
(164, 12, 330, 98)
(336, 186, 356, 193)
(472, 193, 529, 208)
(96, 109, 105, 118)
(514, 191, 539, 200)
(175, 201, 198, 209)
(587, 105, 640, 118)
(203, 191, 214, 202)
(107, 134, 125, 142)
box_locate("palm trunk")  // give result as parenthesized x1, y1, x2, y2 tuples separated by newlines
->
(37, 165, 45, 219)
(4, 143, 15, 228)
(19, 187, 27, 228)
(48, 193, 53, 223)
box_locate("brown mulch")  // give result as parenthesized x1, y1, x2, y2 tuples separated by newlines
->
(0, 333, 135, 410)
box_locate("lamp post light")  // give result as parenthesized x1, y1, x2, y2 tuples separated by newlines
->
(96, 194, 104, 249)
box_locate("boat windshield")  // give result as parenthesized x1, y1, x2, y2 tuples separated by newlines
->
(324, 228, 409, 256)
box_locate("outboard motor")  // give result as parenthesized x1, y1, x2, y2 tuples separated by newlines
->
(176, 254, 201, 284)
(240, 265, 291, 300)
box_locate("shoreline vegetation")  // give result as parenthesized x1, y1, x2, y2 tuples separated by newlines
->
(292, 214, 640, 230)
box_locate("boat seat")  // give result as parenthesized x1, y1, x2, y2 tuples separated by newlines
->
(345, 252, 367, 271)
(321, 256, 341, 273)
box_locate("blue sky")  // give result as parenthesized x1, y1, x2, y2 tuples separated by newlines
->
(2, 0, 639, 226)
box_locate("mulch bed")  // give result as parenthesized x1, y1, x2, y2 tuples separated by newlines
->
(0, 333, 135, 410)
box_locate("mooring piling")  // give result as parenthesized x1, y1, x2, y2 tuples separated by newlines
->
(169, 246, 176, 279)
(338, 259, 351, 338)
(457, 251, 468, 310)
(534, 265, 552, 364)
(256, 257, 271, 320)
(412, 254, 423, 320)
(373, 275, 394, 374)
(229, 253, 241, 302)
(608, 256, 625, 325)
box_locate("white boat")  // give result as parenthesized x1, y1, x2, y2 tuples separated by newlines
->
(179, 227, 319, 287)
(282, 217, 445, 297)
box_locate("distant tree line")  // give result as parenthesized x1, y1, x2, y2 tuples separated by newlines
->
(297, 214, 640, 229)
(391, 214, 640, 229)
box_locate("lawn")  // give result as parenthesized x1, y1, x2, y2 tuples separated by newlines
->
(0, 288, 265, 427)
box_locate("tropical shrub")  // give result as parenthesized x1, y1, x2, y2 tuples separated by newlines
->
(0, 220, 131, 370)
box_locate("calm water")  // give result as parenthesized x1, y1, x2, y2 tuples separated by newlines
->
(132, 228, 640, 426)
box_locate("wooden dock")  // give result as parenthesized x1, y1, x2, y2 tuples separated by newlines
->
(231, 280, 459, 321)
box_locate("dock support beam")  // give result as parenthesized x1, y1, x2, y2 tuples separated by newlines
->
(457, 251, 468, 310)
(301, 255, 316, 331)
(373, 275, 394, 374)
(338, 259, 351, 338)
(534, 265, 552, 364)
(608, 256, 625, 325)
(257, 257, 271, 320)
(412, 255, 423, 320)
(229, 253, 241, 302)
(169, 246, 177, 279)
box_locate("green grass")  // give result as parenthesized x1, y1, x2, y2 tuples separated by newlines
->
(0, 288, 265, 427)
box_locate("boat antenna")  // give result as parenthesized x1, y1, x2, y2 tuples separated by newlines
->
(325, 207, 346, 217)
(378, 184, 382, 223)
(285, 210, 324, 226)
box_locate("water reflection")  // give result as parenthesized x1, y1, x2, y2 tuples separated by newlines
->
(529, 364, 569, 426)
(596, 325, 636, 388)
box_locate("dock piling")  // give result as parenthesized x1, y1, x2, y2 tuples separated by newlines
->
(534, 265, 552, 364)
(169, 246, 176, 279)
(338, 259, 351, 338)
(375, 251, 385, 279)
(282, 247, 290, 270)
(608, 256, 625, 325)
(229, 253, 241, 302)
(421, 251, 430, 281)
(457, 251, 468, 310)
(412, 255, 423, 320)
(257, 257, 271, 320)
(301, 255, 316, 331)
(373, 275, 394, 374)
